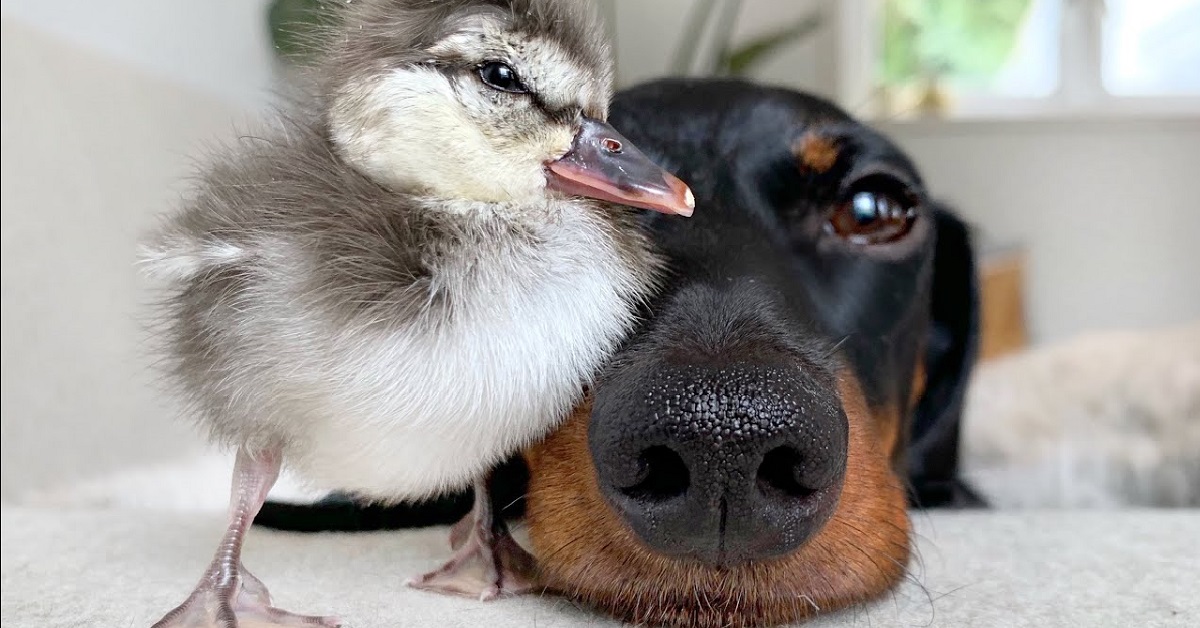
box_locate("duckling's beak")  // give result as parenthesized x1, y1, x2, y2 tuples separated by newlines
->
(546, 117, 694, 216)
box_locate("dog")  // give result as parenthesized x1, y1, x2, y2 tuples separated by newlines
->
(257, 78, 985, 627)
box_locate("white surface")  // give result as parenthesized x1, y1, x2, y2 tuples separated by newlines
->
(18, 451, 324, 512)
(2, 507, 1197, 628)
(963, 322, 1200, 508)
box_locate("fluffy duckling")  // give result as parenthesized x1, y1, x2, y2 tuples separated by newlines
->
(143, 0, 692, 625)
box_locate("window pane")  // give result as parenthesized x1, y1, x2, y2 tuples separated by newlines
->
(1103, 0, 1200, 96)
(879, 0, 1060, 99)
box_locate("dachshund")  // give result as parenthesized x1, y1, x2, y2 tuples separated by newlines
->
(256, 78, 985, 628)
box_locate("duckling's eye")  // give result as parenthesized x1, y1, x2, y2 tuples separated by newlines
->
(478, 61, 527, 94)
(826, 177, 918, 245)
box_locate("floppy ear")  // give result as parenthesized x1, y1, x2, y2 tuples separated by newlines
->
(906, 204, 988, 508)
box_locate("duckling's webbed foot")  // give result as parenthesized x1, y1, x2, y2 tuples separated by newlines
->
(151, 449, 341, 628)
(406, 473, 537, 601)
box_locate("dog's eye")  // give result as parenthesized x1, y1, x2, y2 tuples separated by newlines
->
(478, 61, 527, 94)
(827, 189, 917, 245)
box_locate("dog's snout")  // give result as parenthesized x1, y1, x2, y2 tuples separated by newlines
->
(590, 363, 848, 566)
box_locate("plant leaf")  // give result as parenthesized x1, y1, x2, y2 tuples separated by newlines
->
(719, 12, 823, 77)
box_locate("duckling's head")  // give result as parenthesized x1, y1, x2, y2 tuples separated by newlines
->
(323, 0, 692, 215)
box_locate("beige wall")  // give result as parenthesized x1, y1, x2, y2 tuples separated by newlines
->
(0, 0, 277, 107)
(882, 117, 1200, 343)
(1, 20, 238, 496)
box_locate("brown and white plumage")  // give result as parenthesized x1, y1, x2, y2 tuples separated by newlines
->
(143, 1, 691, 624)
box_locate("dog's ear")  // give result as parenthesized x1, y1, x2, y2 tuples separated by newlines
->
(906, 204, 987, 508)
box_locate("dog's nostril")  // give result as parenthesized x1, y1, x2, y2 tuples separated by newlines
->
(619, 446, 689, 501)
(756, 446, 818, 499)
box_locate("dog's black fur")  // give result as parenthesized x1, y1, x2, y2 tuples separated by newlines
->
(256, 78, 983, 534)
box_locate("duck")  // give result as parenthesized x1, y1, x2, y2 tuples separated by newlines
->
(142, 1, 693, 625)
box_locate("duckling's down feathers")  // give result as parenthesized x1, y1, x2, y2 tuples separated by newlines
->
(142, 111, 661, 499)
(316, 0, 612, 92)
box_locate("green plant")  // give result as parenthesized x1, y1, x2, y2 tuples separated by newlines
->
(881, 0, 1034, 86)
(670, 0, 824, 78)
(717, 12, 823, 77)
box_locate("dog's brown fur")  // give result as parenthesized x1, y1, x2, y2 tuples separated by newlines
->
(525, 370, 910, 628)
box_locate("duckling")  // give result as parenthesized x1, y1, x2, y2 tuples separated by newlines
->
(142, 0, 693, 625)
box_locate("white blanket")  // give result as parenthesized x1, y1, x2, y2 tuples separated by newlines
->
(2, 507, 1197, 627)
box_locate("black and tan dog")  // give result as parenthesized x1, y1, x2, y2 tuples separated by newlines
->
(259, 78, 984, 627)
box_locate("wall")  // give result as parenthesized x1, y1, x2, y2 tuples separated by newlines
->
(882, 117, 1200, 343)
(608, 0, 837, 98)
(1, 20, 241, 496)
(0, 0, 277, 107)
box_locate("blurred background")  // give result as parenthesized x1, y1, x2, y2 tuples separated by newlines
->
(2, 1, 1198, 503)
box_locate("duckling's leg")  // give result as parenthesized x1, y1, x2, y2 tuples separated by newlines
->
(406, 471, 537, 601)
(151, 448, 341, 628)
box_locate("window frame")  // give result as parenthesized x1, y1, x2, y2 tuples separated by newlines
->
(835, 0, 1200, 121)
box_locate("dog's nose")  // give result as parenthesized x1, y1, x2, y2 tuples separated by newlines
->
(590, 362, 847, 566)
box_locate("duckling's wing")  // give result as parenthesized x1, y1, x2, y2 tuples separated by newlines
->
(141, 112, 429, 290)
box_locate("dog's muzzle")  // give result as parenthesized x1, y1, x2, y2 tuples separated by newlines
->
(589, 360, 848, 566)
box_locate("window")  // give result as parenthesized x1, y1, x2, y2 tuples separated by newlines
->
(879, 0, 1057, 97)
(842, 0, 1200, 119)
(1102, 0, 1200, 96)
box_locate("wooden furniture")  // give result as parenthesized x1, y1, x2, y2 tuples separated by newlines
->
(977, 245, 1029, 361)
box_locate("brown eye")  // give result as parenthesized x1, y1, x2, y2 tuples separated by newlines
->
(827, 190, 917, 245)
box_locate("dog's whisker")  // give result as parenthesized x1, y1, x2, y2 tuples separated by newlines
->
(823, 334, 853, 359)
(500, 493, 526, 513)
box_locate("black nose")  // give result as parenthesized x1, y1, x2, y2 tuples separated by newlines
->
(590, 362, 848, 566)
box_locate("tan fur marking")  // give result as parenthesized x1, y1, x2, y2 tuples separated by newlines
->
(793, 132, 840, 173)
(524, 371, 910, 628)
(909, 357, 927, 412)
(873, 404, 904, 467)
